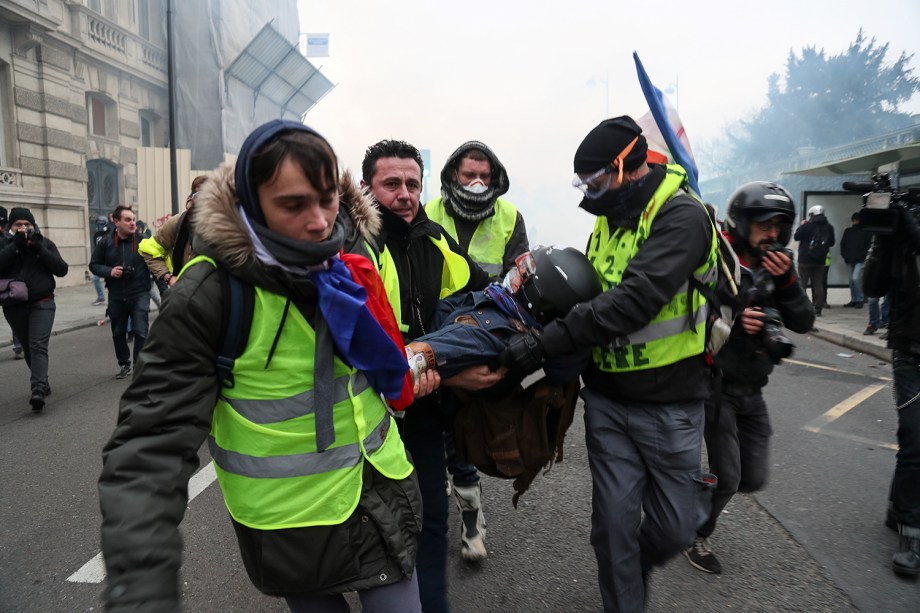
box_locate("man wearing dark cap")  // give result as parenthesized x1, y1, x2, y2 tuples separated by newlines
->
(0, 206, 24, 359)
(0, 207, 69, 411)
(501, 116, 718, 612)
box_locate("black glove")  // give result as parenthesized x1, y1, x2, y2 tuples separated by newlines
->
(13, 231, 28, 250)
(501, 330, 549, 375)
(27, 231, 43, 251)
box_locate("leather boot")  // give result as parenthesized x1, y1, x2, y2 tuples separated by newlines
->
(453, 482, 487, 562)
(892, 524, 920, 575)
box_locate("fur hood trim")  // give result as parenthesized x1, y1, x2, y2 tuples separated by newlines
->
(191, 163, 380, 271)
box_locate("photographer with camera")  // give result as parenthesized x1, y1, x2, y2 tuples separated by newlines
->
(90, 206, 150, 379)
(858, 175, 920, 575)
(0, 207, 68, 412)
(685, 182, 815, 575)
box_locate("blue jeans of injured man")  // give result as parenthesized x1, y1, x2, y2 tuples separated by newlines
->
(891, 350, 920, 528)
(581, 388, 711, 613)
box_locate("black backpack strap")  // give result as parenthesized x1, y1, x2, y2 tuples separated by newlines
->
(216, 267, 254, 388)
(171, 211, 190, 274)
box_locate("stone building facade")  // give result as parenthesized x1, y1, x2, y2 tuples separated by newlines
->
(0, 0, 168, 286)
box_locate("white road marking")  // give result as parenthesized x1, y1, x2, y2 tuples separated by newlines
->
(67, 462, 218, 584)
(784, 357, 892, 381)
(801, 383, 896, 449)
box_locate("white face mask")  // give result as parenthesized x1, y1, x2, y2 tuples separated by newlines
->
(461, 179, 489, 195)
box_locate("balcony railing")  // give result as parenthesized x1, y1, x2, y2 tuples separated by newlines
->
(69, 4, 167, 81)
(87, 15, 126, 54)
(0, 166, 23, 190)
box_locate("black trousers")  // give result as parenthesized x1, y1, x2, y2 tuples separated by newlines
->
(3, 299, 55, 393)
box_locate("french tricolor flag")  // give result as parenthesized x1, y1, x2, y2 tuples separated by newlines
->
(633, 52, 700, 197)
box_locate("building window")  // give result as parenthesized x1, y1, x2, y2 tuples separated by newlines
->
(138, 0, 150, 40)
(87, 93, 116, 138)
(0, 62, 10, 167)
(139, 111, 160, 147)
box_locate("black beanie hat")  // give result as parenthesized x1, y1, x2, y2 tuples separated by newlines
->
(573, 116, 649, 174)
(8, 207, 36, 227)
(0, 206, 7, 227)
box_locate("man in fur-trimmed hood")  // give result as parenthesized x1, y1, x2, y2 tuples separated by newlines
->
(425, 141, 529, 277)
(98, 120, 424, 612)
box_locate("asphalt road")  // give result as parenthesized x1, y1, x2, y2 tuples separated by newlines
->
(0, 324, 915, 612)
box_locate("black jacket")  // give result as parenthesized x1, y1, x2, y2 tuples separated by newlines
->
(89, 230, 150, 298)
(840, 224, 872, 264)
(0, 231, 68, 302)
(539, 165, 715, 403)
(716, 243, 815, 389)
(376, 205, 491, 340)
(794, 215, 836, 264)
(863, 206, 920, 353)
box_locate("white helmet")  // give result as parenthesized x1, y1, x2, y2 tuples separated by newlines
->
(807, 205, 824, 217)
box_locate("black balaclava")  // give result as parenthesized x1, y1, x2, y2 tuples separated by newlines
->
(439, 140, 510, 221)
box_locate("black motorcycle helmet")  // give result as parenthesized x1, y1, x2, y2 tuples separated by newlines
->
(724, 181, 796, 246)
(514, 246, 602, 322)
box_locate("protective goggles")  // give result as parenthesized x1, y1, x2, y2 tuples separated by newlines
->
(572, 135, 640, 200)
(501, 251, 538, 293)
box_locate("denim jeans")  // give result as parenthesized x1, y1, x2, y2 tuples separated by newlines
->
(868, 294, 890, 328)
(846, 262, 864, 304)
(90, 274, 105, 301)
(107, 293, 149, 366)
(891, 350, 920, 528)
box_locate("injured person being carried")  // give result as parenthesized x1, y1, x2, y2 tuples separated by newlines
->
(404, 245, 602, 503)
(405, 245, 601, 392)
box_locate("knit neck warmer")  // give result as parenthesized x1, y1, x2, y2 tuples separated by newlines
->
(241, 209, 345, 275)
(442, 182, 498, 221)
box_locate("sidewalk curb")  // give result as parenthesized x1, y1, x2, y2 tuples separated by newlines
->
(0, 319, 104, 349)
(810, 328, 892, 363)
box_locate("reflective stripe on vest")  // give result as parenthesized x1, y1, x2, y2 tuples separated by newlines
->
(226, 371, 370, 423)
(587, 165, 718, 372)
(426, 197, 517, 276)
(184, 256, 413, 530)
(207, 410, 389, 479)
(376, 234, 472, 333)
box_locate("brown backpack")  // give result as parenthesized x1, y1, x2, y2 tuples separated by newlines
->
(452, 377, 580, 507)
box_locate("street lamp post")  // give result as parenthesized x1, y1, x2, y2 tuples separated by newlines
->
(586, 71, 609, 117)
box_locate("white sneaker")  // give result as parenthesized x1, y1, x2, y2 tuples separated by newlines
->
(453, 483, 487, 562)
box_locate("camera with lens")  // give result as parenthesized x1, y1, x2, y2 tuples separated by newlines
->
(843, 173, 920, 235)
(745, 268, 795, 364)
(761, 242, 793, 259)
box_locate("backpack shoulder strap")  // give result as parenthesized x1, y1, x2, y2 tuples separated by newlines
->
(170, 211, 191, 274)
(215, 267, 255, 388)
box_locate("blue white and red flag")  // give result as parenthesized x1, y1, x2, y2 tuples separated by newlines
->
(633, 51, 700, 196)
